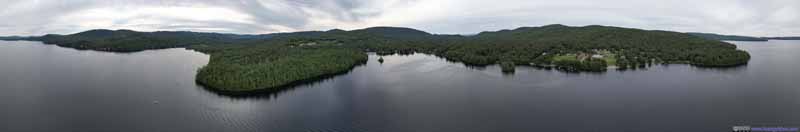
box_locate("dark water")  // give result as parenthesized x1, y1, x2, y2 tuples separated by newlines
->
(1, 40, 799, 132)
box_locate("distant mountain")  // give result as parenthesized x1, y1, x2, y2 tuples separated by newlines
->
(763, 37, 800, 40)
(348, 26, 432, 39)
(0, 36, 30, 41)
(687, 32, 768, 41)
(9, 29, 278, 52)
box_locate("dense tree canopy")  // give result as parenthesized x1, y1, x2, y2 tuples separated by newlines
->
(196, 45, 366, 92)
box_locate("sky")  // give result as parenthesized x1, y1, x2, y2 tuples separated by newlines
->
(0, 0, 798, 36)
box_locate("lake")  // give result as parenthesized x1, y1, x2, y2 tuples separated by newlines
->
(1, 40, 799, 131)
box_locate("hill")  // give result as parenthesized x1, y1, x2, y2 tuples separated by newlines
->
(763, 37, 800, 40)
(23, 29, 274, 52)
(687, 32, 768, 41)
(0, 36, 29, 41)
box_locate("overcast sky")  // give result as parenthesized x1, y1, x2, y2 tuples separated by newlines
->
(1, 0, 798, 36)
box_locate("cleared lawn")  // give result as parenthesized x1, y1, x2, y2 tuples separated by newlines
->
(552, 54, 578, 62)
(602, 54, 618, 66)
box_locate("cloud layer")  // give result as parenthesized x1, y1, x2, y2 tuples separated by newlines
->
(1, 0, 798, 36)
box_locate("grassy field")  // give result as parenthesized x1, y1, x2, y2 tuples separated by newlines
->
(552, 52, 618, 66)
(597, 51, 618, 66)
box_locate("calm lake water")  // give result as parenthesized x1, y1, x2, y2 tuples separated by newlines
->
(1, 40, 799, 132)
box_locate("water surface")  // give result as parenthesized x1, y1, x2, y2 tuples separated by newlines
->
(1, 40, 799, 131)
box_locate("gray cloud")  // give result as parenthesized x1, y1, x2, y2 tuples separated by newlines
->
(0, 0, 797, 36)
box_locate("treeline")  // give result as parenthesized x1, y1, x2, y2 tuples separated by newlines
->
(0, 36, 29, 41)
(27, 29, 272, 52)
(687, 32, 768, 41)
(763, 37, 800, 40)
(13, 24, 751, 92)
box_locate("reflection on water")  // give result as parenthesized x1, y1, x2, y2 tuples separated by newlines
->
(1, 40, 799, 132)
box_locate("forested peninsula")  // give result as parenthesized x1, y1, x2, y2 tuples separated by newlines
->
(1, 24, 750, 93)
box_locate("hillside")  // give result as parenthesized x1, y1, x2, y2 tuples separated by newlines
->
(687, 32, 768, 41)
(763, 37, 800, 40)
(0, 36, 29, 41)
(2, 25, 751, 93)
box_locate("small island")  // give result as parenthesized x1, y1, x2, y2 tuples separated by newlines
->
(1, 24, 751, 93)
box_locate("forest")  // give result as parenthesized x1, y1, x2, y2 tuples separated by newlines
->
(0, 24, 751, 93)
